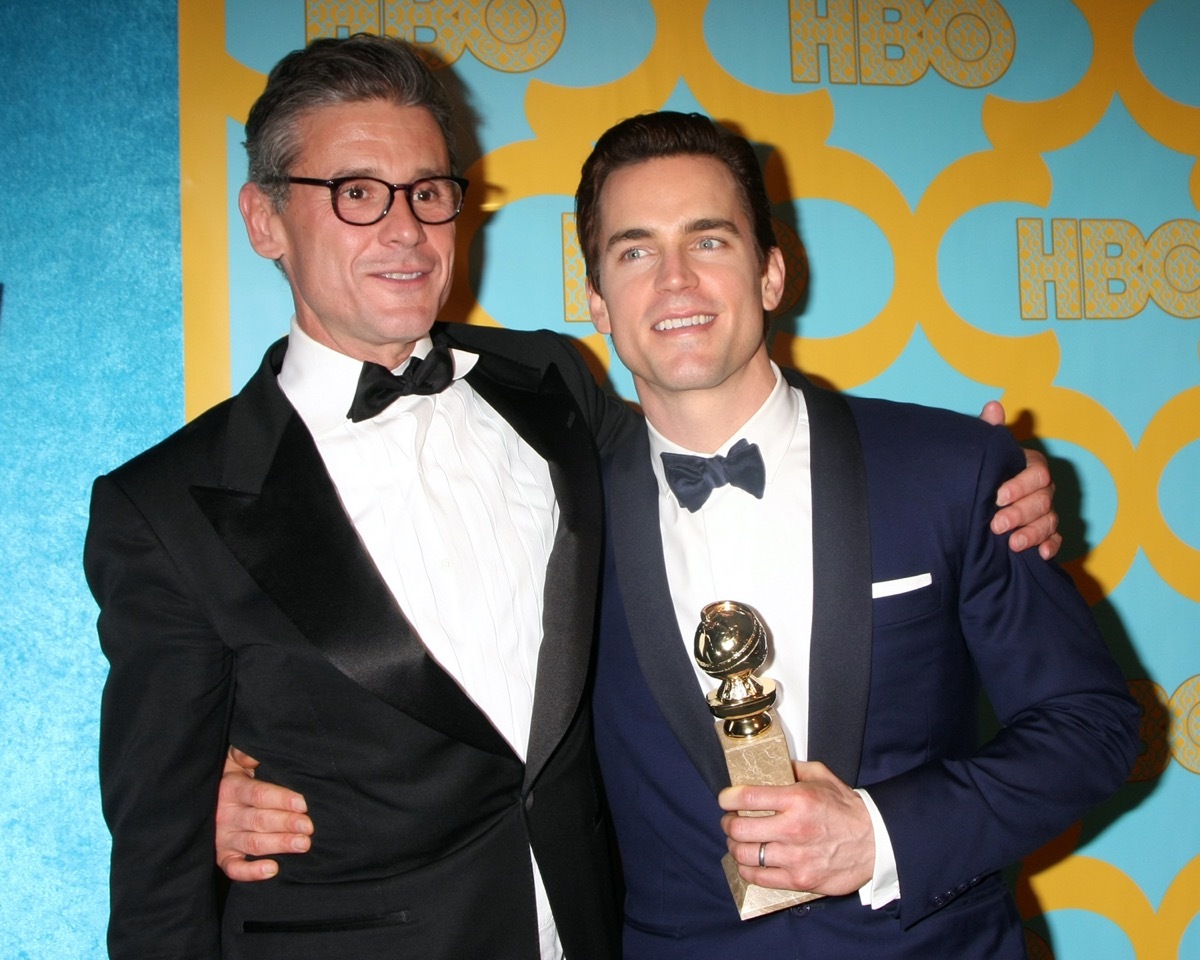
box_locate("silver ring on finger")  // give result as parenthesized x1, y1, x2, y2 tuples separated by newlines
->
(758, 841, 767, 868)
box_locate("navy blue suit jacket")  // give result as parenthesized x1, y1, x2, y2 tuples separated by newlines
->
(593, 370, 1139, 959)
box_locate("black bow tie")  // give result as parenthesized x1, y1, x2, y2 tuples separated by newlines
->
(347, 346, 455, 422)
(660, 438, 766, 512)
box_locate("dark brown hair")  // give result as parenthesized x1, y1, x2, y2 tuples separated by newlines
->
(574, 111, 777, 291)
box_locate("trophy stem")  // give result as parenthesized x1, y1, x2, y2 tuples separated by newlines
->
(724, 714, 772, 738)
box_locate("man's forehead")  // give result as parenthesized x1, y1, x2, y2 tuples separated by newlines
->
(599, 156, 747, 233)
(293, 100, 447, 158)
(604, 153, 738, 200)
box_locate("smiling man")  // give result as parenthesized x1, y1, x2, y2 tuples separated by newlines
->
(239, 99, 459, 367)
(84, 35, 630, 960)
(578, 112, 1139, 959)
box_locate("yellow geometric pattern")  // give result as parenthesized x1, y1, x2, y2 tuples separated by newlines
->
(179, 2, 1199, 955)
(305, 0, 565, 71)
(1019, 851, 1200, 960)
(1129, 677, 1200, 778)
(561, 213, 587, 323)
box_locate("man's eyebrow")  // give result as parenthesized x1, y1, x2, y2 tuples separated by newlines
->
(688, 217, 741, 235)
(604, 227, 653, 251)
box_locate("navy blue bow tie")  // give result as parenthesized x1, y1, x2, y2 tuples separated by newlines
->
(660, 438, 767, 512)
(347, 346, 455, 422)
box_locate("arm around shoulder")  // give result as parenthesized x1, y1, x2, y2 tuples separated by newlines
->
(544, 329, 637, 455)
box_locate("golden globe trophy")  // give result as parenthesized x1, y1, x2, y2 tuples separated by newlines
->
(694, 600, 821, 920)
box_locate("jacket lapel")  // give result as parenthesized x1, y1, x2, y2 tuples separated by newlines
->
(787, 371, 873, 785)
(189, 338, 514, 758)
(606, 374, 874, 795)
(606, 422, 731, 796)
(462, 349, 604, 786)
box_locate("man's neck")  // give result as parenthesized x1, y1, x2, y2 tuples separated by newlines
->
(639, 359, 777, 453)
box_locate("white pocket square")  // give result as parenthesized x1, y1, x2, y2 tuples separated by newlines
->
(871, 572, 933, 599)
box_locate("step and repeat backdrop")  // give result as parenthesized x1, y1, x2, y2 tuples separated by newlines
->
(1, 1, 1196, 957)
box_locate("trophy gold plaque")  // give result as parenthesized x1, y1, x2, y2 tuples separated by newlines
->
(694, 600, 821, 920)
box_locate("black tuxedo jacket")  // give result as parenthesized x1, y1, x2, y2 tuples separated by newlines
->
(86, 324, 630, 959)
(593, 370, 1140, 959)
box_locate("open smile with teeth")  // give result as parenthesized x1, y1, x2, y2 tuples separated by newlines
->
(653, 314, 715, 332)
(379, 270, 425, 280)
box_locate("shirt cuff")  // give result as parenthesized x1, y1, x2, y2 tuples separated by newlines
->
(854, 787, 900, 909)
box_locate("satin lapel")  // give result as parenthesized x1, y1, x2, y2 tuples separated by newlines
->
(607, 423, 730, 796)
(788, 371, 872, 785)
(465, 355, 604, 786)
(190, 339, 514, 758)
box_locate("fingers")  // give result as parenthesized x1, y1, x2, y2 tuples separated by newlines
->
(236, 776, 309, 815)
(219, 800, 313, 838)
(1001, 506, 1061, 556)
(227, 745, 261, 773)
(991, 486, 1053, 535)
(995, 449, 1050, 508)
(724, 838, 795, 885)
(1039, 532, 1063, 561)
(992, 448, 1058, 555)
(718, 762, 832, 814)
(216, 824, 313, 882)
(977, 400, 1006, 427)
(716, 764, 875, 896)
(220, 824, 311, 858)
(214, 813, 312, 883)
(219, 761, 308, 814)
(719, 815, 849, 894)
(215, 748, 313, 882)
(216, 776, 313, 848)
(219, 854, 280, 882)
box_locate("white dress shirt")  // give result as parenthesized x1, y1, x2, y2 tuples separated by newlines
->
(648, 362, 900, 908)
(277, 320, 564, 959)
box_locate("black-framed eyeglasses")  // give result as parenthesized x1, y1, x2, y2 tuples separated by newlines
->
(285, 175, 469, 226)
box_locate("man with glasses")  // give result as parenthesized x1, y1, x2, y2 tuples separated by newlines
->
(85, 34, 629, 960)
(86, 35, 1058, 960)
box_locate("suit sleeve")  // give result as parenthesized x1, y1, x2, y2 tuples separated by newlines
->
(540, 331, 639, 455)
(84, 474, 232, 959)
(863, 426, 1139, 928)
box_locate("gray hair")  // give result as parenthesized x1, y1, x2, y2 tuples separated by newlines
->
(244, 34, 457, 209)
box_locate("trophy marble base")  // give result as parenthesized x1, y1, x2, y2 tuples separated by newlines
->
(720, 720, 795, 791)
(721, 852, 823, 920)
(717, 720, 822, 920)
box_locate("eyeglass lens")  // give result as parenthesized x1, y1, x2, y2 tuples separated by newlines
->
(333, 177, 463, 225)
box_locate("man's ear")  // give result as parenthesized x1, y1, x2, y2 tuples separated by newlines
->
(238, 182, 287, 261)
(586, 279, 612, 335)
(760, 246, 786, 313)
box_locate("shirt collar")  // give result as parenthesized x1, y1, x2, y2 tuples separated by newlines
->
(276, 318, 478, 436)
(647, 362, 801, 500)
